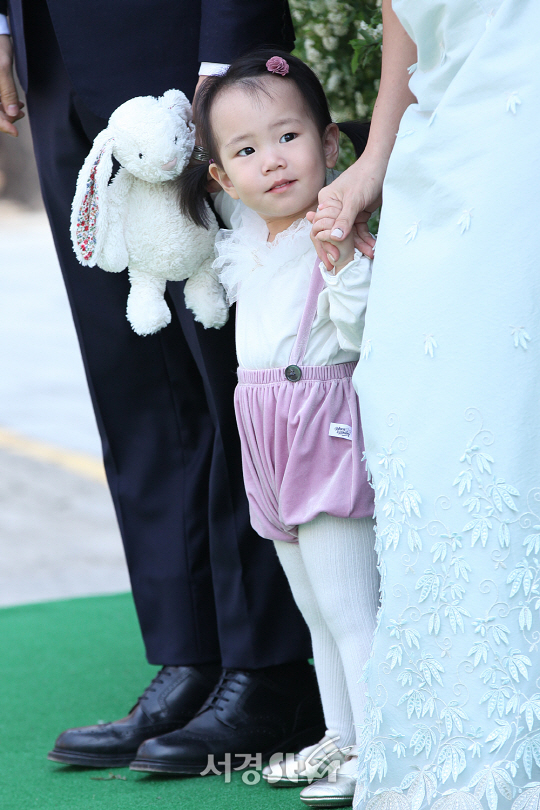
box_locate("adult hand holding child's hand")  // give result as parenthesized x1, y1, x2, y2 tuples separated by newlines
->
(308, 157, 382, 271)
(306, 209, 356, 275)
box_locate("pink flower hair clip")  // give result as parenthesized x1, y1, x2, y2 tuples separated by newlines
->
(266, 56, 289, 76)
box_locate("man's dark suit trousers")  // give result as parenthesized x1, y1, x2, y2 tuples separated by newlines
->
(21, 0, 311, 667)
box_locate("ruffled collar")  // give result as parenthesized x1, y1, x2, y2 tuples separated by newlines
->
(213, 202, 314, 304)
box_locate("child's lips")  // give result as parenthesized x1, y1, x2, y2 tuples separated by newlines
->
(267, 179, 296, 193)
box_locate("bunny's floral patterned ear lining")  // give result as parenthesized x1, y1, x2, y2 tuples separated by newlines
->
(75, 142, 111, 261)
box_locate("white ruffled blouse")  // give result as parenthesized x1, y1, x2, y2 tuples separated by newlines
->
(212, 194, 372, 371)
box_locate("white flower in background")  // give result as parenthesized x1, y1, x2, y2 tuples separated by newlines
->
(355, 91, 368, 118)
(327, 70, 342, 93)
(322, 35, 339, 51)
(356, 19, 383, 40)
(328, 6, 349, 36)
(313, 22, 328, 37)
(304, 37, 319, 64)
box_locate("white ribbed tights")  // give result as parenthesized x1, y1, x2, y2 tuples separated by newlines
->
(274, 513, 379, 749)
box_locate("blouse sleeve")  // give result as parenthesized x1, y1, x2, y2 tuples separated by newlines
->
(317, 250, 372, 352)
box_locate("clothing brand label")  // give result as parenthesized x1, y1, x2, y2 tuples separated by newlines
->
(329, 423, 353, 440)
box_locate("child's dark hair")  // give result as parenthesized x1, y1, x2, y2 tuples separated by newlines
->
(177, 48, 332, 228)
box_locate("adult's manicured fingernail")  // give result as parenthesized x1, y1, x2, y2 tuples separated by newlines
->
(7, 104, 18, 116)
(331, 228, 343, 239)
(327, 253, 337, 265)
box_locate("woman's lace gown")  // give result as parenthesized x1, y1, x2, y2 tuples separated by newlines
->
(354, 2, 540, 809)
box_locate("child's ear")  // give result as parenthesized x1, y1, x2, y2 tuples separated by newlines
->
(208, 163, 240, 200)
(323, 123, 340, 169)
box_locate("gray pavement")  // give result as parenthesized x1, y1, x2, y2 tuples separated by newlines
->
(0, 203, 100, 455)
(0, 447, 128, 606)
(0, 203, 130, 606)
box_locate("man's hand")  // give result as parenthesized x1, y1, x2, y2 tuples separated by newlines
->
(0, 34, 24, 137)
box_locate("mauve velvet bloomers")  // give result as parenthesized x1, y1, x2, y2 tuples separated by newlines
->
(235, 363, 374, 542)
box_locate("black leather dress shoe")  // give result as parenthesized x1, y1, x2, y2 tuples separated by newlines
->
(47, 664, 221, 767)
(130, 660, 325, 774)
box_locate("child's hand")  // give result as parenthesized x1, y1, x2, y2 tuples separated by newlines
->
(330, 228, 356, 273)
(307, 209, 355, 273)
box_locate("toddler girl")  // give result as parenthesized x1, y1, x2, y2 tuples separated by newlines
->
(181, 49, 379, 807)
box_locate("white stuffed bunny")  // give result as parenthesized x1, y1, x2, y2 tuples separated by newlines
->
(70, 89, 228, 336)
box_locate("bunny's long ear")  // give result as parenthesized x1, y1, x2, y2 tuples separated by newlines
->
(161, 88, 193, 127)
(70, 130, 115, 267)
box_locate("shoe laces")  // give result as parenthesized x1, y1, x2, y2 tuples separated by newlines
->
(200, 668, 246, 715)
(132, 666, 177, 711)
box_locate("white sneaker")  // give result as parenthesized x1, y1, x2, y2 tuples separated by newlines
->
(262, 732, 354, 787)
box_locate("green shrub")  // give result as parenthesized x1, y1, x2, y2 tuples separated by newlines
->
(291, 0, 382, 168)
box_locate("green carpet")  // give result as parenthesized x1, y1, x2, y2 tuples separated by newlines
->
(0, 593, 305, 810)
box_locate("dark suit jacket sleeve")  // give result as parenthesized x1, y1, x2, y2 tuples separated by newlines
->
(199, 0, 295, 64)
(0, 2, 8, 17)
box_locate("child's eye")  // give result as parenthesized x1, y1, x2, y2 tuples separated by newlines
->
(237, 147, 255, 157)
(280, 132, 297, 143)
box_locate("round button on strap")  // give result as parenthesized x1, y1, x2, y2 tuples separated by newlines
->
(285, 365, 302, 382)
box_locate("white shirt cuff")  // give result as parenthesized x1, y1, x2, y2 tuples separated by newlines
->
(199, 62, 229, 76)
(0, 15, 10, 35)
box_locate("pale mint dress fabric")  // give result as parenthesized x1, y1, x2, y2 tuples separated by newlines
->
(354, 2, 540, 810)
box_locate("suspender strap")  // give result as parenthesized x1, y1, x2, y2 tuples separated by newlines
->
(288, 257, 326, 367)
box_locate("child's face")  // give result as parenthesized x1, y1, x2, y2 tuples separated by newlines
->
(209, 77, 339, 236)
